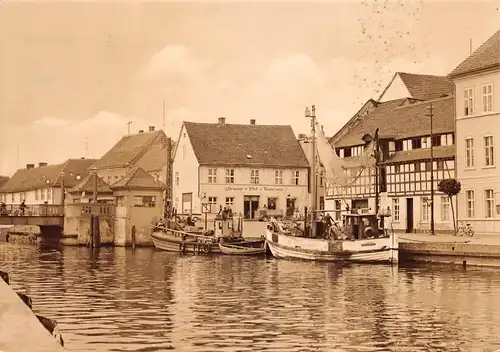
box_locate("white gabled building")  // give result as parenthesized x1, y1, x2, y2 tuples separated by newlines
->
(449, 29, 500, 234)
(172, 117, 311, 219)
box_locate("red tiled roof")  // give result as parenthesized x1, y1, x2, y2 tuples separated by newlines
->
(398, 72, 454, 100)
(69, 173, 112, 194)
(0, 176, 9, 189)
(183, 121, 310, 168)
(0, 158, 98, 193)
(93, 130, 169, 170)
(334, 96, 455, 148)
(329, 99, 379, 145)
(110, 167, 165, 190)
(449, 29, 500, 78)
(383, 145, 455, 164)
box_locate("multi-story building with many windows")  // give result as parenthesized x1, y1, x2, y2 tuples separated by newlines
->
(326, 73, 457, 233)
(172, 117, 310, 219)
(449, 29, 500, 234)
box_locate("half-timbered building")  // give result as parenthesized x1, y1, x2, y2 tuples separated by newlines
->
(326, 73, 456, 233)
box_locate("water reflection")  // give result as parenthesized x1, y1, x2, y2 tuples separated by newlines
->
(1, 244, 500, 351)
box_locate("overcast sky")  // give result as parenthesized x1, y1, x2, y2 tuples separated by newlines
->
(0, 0, 499, 176)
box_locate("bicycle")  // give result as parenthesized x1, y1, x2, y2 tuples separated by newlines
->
(457, 221, 474, 237)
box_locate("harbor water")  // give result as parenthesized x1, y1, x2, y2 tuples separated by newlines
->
(1, 243, 500, 352)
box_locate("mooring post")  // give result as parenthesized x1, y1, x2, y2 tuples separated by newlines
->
(131, 225, 136, 249)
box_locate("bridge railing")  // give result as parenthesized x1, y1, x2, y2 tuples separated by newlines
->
(0, 204, 64, 217)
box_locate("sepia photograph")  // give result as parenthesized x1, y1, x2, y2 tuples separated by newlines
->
(0, 0, 499, 351)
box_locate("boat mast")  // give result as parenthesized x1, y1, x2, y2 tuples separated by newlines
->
(306, 105, 317, 238)
(374, 128, 380, 216)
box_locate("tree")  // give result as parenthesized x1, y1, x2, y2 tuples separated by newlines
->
(437, 179, 461, 235)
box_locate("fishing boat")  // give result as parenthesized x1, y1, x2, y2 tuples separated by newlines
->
(264, 105, 398, 264)
(151, 208, 264, 254)
(218, 239, 266, 255)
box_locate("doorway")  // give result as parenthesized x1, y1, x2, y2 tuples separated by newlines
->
(406, 198, 414, 233)
(182, 193, 193, 215)
(244, 195, 260, 219)
(286, 198, 296, 216)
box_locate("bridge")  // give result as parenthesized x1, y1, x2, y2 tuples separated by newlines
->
(0, 204, 64, 226)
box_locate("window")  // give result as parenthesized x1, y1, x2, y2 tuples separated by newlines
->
(432, 135, 441, 147)
(267, 197, 277, 210)
(466, 190, 475, 218)
(11, 193, 14, 202)
(482, 84, 493, 113)
(116, 196, 125, 207)
(35, 189, 39, 201)
(208, 168, 217, 183)
(225, 169, 235, 184)
(225, 197, 234, 207)
(41, 189, 45, 201)
(133, 195, 156, 208)
(441, 196, 450, 222)
(208, 197, 217, 213)
(465, 138, 475, 168)
(319, 196, 325, 210)
(421, 137, 430, 149)
(392, 198, 400, 222)
(175, 172, 179, 186)
(250, 169, 259, 184)
(292, 170, 300, 185)
(421, 197, 429, 222)
(464, 87, 474, 116)
(485, 189, 495, 218)
(412, 138, 422, 149)
(275, 170, 283, 185)
(334, 200, 341, 221)
(484, 136, 494, 166)
(395, 140, 403, 152)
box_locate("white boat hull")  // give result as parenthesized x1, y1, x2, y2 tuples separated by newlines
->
(265, 229, 398, 264)
(151, 231, 222, 254)
(218, 241, 265, 255)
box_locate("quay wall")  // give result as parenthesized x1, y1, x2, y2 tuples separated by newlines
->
(0, 272, 65, 352)
(62, 204, 113, 246)
(400, 237, 500, 267)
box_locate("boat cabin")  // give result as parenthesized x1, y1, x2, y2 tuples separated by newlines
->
(214, 208, 242, 239)
(343, 213, 390, 239)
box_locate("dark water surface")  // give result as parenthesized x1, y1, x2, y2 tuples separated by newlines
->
(1, 243, 500, 352)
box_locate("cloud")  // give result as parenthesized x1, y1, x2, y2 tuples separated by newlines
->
(140, 45, 206, 81)
(0, 111, 146, 176)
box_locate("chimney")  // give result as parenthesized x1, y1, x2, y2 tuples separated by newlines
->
(250, 119, 256, 125)
(149, 126, 155, 132)
(26, 164, 35, 169)
(138, 130, 144, 133)
(38, 162, 48, 167)
(81, 157, 85, 159)
(218, 117, 226, 126)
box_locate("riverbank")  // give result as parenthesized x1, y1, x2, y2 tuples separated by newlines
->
(399, 232, 500, 267)
(0, 272, 65, 352)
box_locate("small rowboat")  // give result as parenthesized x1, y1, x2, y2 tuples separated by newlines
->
(218, 240, 266, 256)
